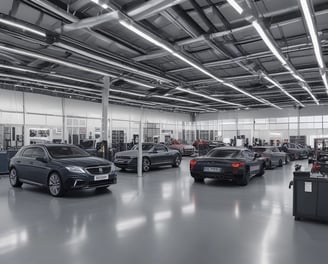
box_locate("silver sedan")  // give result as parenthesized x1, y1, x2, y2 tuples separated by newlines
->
(253, 146, 288, 169)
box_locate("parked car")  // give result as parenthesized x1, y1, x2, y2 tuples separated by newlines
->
(253, 146, 288, 169)
(190, 147, 265, 186)
(9, 144, 117, 197)
(281, 143, 308, 160)
(297, 144, 314, 157)
(114, 143, 181, 172)
(168, 139, 195, 156)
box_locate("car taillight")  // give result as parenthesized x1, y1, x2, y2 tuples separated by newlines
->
(231, 162, 245, 168)
(190, 159, 197, 170)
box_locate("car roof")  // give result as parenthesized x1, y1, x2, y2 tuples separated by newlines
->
(24, 144, 77, 148)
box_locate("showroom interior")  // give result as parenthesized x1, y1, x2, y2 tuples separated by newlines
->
(1, 0, 328, 263)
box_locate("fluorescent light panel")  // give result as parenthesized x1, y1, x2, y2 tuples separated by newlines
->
(252, 20, 319, 104)
(0, 18, 46, 37)
(110, 89, 146, 97)
(264, 76, 304, 107)
(300, 0, 324, 68)
(175, 87, 243, 107)
(252, 20, 286, 65)
(120, 20, 278, 108)
(152, 95, 203, 105)
(227, 0, 244, 14)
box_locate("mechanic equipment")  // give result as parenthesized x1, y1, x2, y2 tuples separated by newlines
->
(289, 168, 328, 222)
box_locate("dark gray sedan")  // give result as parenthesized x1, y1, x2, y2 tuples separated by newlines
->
(9, 144, 117, 197)
(114, 143, 181, 172)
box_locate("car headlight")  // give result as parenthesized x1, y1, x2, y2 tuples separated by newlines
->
(66, 166, 85, 173)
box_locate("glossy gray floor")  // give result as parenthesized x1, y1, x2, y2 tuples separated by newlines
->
(0, 158, 327, 264)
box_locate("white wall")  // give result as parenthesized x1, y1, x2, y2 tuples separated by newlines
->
(0, 89, 191, 145)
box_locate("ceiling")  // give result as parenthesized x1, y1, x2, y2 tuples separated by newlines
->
(0, 0, 327, 113)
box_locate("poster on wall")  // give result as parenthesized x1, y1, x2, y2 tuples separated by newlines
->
(29, 128, 51, 144)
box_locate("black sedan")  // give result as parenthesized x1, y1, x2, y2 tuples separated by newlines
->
(114, 143, 181, 172)
(190, 147, 265, 186)
(9, 144, 117, 197)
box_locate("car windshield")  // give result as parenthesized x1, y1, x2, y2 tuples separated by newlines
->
(132, 144, 154, 151)
(46, 146, 90, 158)
(207, 149, 240, 158)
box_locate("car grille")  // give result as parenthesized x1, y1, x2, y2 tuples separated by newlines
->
(88, 179, 112, 187)
(86, 166, 111, 175)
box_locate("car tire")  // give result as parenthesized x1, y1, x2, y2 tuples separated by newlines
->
(142, 158, 151, 172)
(237, 168, 250, 186)
(278, 159, 283, 167)
(172, 154, 182, 167)
(9, 168, 23, 188)
(295, 153, 300, 160)
(256, 164, 265, 177)
(48, 172, 65, 197)
(194, 177, 204, 183)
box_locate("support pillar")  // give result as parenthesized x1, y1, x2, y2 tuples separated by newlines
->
(101, 76, 110, 159)
(102, 76, 110, 141)
(138, 107, 144, 177)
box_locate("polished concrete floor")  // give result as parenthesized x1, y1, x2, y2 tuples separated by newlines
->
(0, 158, 327, 264)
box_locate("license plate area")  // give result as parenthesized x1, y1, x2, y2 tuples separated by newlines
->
(203, 167, 222, 173)
(94, 174, 109, 181)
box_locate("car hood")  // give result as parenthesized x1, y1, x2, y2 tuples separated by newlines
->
(52, 156, 111, 167)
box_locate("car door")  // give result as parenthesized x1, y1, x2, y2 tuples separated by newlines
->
(152, 145, 170, 165)
(244, 150, 260, 175)
(29, 147, 50, 185)
(17, 147, 35, 181)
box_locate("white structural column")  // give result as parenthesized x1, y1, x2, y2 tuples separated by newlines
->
(62, 97, 66, 143)
(102, 76, 110, 141)
(138, 107, 144, 177)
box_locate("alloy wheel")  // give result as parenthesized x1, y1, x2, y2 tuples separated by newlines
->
(49, 174, 62, 196)
(143, 158, 150, 172)
(9, 169, 17, 186)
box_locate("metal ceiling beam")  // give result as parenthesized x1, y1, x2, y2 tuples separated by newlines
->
(60, 11, 119, 32)
(127, 0, 189, 21)
(28, 0, 141, 55)
(134, 3, 328, 62)
(168, 40, 328, 74)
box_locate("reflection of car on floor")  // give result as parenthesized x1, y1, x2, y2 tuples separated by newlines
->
(281, 143, 308, 160)
(253, 146, 288, 169)
(190, 147, 265, 186)
(114, 143, 181, 172)
(9, 144, 117, 197)
(168, 140, 195, 156)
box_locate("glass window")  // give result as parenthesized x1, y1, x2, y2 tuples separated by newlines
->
(155, 145, 167, 152)
(207, 149, 240, 158)
(47, 146, 89, 159)
(22, 148, 35, 158)
(132, 144, 154, 151)
(33, 148, 46, 159)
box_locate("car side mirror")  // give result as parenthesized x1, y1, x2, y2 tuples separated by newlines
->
(36, 157, 48, 163)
